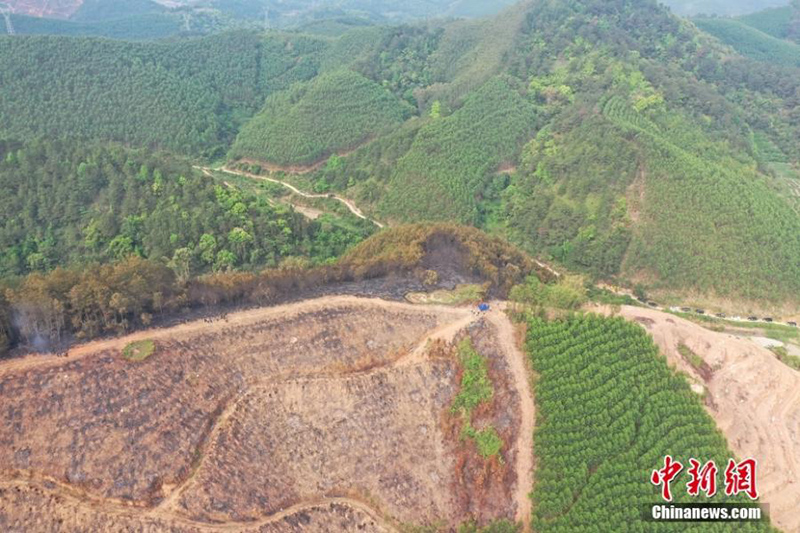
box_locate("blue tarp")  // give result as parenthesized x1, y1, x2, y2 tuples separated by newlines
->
(478, 303, 490, 312)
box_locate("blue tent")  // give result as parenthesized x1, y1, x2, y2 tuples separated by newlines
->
(478, 303, 490, 312)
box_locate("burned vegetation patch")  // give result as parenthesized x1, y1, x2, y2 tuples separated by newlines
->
(174, 363, 460, 525)
(0, 299, 450, 504)
(0, 480, 393, 532)
(0, 296, 526, 531)
(443, 321, 520, 526)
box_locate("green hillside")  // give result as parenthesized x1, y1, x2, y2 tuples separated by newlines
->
(2, 0, 800, 307)
(737, 5, 797, 40)
(663, 0, 789, 16)
(605, 97, 800, 300)
(309, 0, 800, 305)
(229, 69, 412, 166)
(0, 139, 372, 278)
(379, 77, 537, 224)
(694, 17, 800, 67)
(0, 141, 373, 278)
(0, 32, 323, 158)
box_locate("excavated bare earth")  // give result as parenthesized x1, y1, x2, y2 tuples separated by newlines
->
(0, 296, 534, 532)
(596, 305, 800, 532)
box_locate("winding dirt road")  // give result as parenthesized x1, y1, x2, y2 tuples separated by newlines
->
(199, 166, 385, 228)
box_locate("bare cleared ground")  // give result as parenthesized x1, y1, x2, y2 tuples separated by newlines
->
(0, 296, 533, 532)
(596, 304, 800, 532)
(0, 481, 392, 533)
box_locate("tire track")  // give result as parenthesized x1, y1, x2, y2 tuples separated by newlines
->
(487, 305, 534, 531)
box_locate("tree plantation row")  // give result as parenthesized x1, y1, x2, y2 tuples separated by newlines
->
(525, 314, 770, 532)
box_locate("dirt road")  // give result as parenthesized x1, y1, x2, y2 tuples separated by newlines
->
(0, 296, 464, 378)
(487, 305, 534, 530)
(212, 166, 385, 228)
(1, 476, 396, 532)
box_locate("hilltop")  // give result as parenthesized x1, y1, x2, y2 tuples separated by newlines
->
(228, 0, 800, 309)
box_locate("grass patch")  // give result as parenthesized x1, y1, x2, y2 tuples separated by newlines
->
(406, 284, 487, 306)
(472, 426, 504, 458)
(122, 339, 155, 362)
(586, 286, 639, 307)
(452, 338, 493, 414)
(672, 311, 800, 343)
(769, 345, 800, 371)
(451, 338, 503, 459)
(677, 343, 704, 370)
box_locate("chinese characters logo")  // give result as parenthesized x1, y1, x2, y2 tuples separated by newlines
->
(650, 456, 758, 501)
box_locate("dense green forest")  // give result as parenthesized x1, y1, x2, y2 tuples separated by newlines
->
(378, 77, 537, 224)
(2, 0, 800, 307)
(0, 138, 373, 279)
(526, 313, 771, 530)
(229, 69, 412, 165)
(8, 13, 187, 40)
(0, 32, 323, 157)
(663, 0, 790, 16)
(4, 0, 521, 38)
(287, 0, 800, 304)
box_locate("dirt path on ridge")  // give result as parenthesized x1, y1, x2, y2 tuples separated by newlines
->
(211, 166, 385, 228)
(0, 296, 464, 378)
(487, 305, 534, 531)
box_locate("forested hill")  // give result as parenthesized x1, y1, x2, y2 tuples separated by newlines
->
(3, 0, 800, 308)
(224, 0, 799, 307)
(0, 139, 374, 279)
(737, 2, 800, 42)
(662, 0, 790, 16)
(693, 2, 800, 68)
(0, 31, 324, 158)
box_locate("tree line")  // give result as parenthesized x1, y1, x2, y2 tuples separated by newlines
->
(0, 224, 540, 358)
